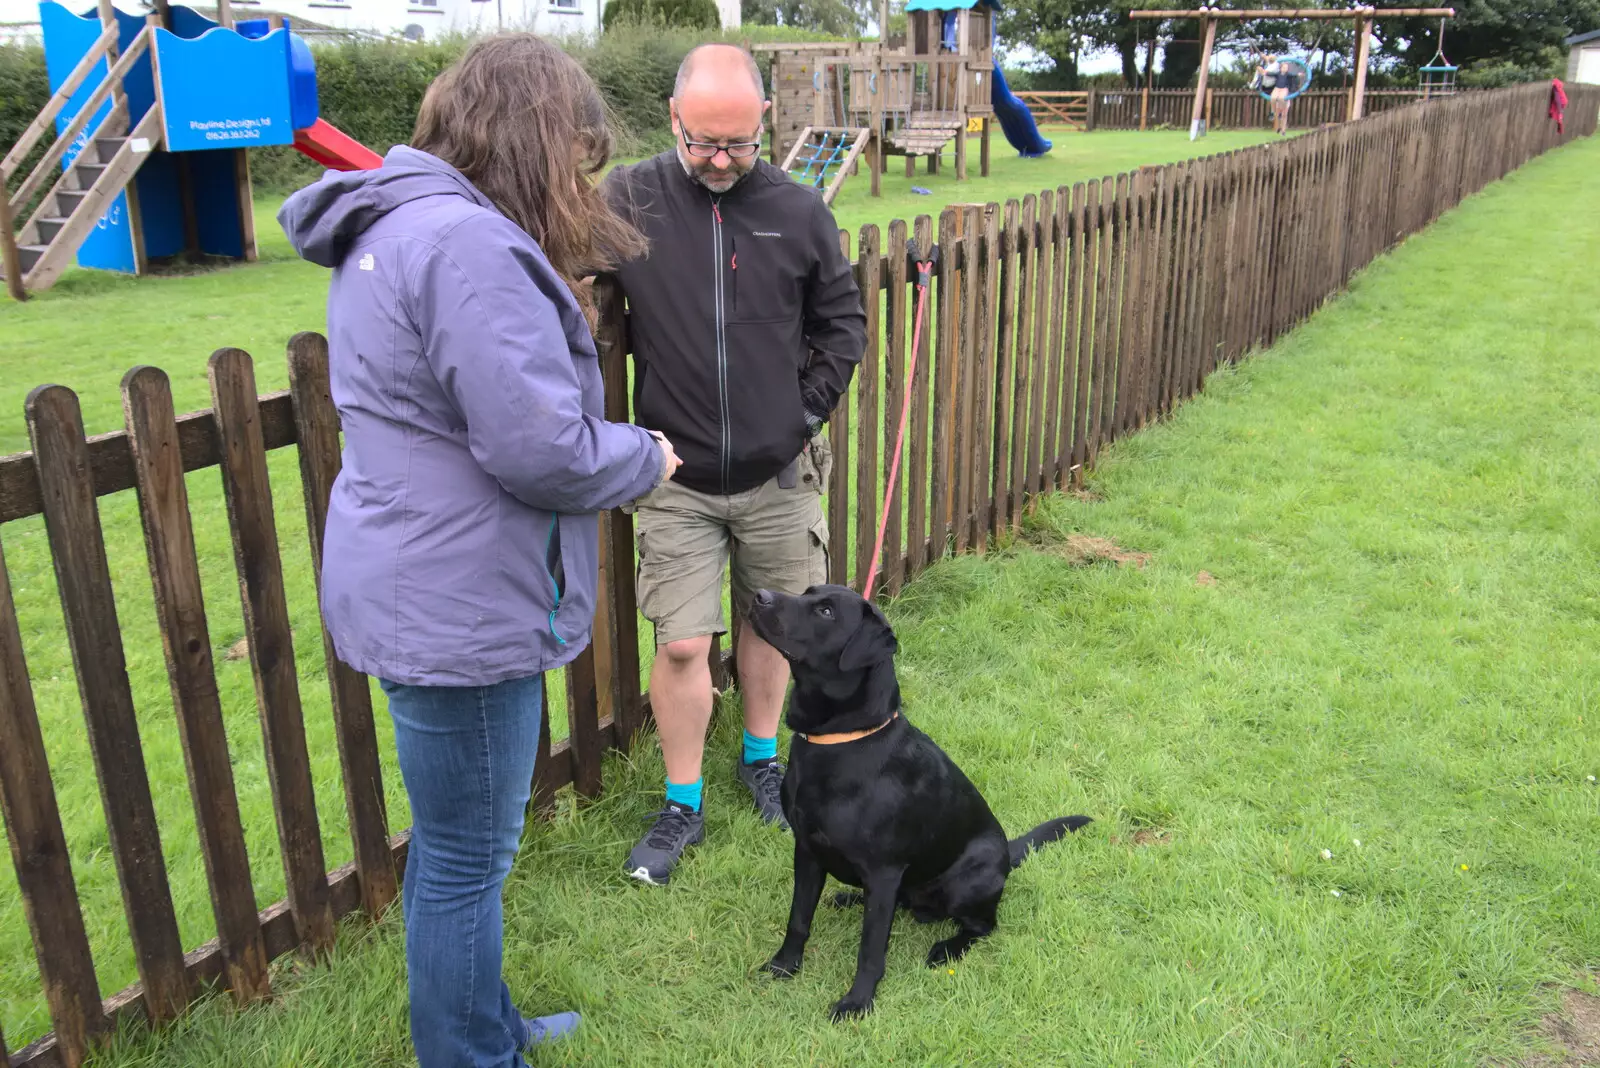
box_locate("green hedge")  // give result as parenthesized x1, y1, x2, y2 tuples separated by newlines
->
(253, 33, 470, 191)
(603, 0, 721, 33)
(3, 25, 855, 195)
(1, 43, 48, 157)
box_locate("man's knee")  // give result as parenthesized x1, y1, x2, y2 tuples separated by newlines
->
(659, 635, 714, 668)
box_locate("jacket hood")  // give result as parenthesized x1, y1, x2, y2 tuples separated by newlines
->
(277, 145, 498, 267)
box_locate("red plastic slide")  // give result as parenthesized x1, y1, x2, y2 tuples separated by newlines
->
(293, 118, 383, 171)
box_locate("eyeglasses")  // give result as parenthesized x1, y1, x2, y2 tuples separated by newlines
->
(679, 126, 763, 160)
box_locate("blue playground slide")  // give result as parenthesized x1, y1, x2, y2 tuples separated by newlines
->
(991, 60, 1052, 158)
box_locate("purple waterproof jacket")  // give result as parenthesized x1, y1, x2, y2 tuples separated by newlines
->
(277, 146, 664, 687)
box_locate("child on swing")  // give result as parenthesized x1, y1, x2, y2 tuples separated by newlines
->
(1251, 53, 1295, 135)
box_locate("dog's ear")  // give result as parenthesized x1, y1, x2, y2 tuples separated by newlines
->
(838, 599, 898, 672)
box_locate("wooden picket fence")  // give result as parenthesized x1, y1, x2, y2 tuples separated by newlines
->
(0, 80, 1594, 1067)
(1088, 86, 1466, 131)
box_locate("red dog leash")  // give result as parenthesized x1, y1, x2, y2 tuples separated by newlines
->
(863, 241, 938, 601)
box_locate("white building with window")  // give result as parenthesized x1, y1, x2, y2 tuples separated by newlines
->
(0, 0, 740, 44)
(1568, 29, 1600, 86)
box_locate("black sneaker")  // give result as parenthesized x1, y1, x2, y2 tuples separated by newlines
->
(737, 756, 789, 830)
(625, 802, 704, 885)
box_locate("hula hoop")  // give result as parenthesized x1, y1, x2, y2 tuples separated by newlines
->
(1258, 56, 1313, 101)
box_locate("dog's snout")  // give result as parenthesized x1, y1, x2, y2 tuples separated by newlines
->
(754, 589, 775, 607)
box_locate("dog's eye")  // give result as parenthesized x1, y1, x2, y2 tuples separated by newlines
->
(816, 605, 833, 618)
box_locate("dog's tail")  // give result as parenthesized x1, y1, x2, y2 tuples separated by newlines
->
(1008, 816, 1092, 870)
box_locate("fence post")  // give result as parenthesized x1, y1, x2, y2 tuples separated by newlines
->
(594, 278, 645, 750)
(1190, 16, 1217, 138)
(122, 365, 273, 1004)
(1086, 89, 1099, 132)
(1139, 38, 1155, 131)
(0, 535, 106, 1066)
(26, 384, 193, 1026)
(853, 224, 883, 588)
(209, 349, 337, 957)
(1, 191, 27, 303)
(285, 334, 399, 921)
(1349, 17, 1372, 120)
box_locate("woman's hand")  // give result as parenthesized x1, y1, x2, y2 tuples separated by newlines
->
(650, 430, 682, 482)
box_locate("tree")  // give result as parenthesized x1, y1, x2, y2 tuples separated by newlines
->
(604, 0, 721, 32)
(1003, 0, 1599, 89)
(997, 0, 1099, 88)
(740, 0, 871, 35)
(1375, 0, 1600, 77)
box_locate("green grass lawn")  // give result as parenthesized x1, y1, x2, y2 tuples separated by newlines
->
(6, 130, 1592, 1065)
(821, 127, 1288, 235)
(0, 126, 1283, 1048)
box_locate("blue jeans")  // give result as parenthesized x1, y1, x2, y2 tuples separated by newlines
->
(382, 673, 544, 1068)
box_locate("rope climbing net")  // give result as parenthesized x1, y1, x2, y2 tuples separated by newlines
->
(779, 126, 871, 207)
(788, 130, 854, 189)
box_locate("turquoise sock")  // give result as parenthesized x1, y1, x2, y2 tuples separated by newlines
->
(743, 729, 778, 765)
(665, 777, 703, 812)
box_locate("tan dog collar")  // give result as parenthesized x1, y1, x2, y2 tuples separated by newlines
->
(796, 711, 899, 745)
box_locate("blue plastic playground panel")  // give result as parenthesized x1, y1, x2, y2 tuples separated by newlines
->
(155, 26, 295, 152)
(132, 151, 187, 260)
(287, 29, 321, 131)
(903, 0, 1000, 10)
(38, 2, 137, 274)
(211, 10, 320, 127)
(167, 4, 221, 40)
(187, 149, 248, 259)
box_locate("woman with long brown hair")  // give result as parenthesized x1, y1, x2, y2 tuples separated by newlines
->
(278, 34, 679, 1066)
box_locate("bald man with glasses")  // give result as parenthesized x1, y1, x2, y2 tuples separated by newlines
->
(599, 43, 867, 886)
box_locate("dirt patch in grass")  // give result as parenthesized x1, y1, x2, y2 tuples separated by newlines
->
(1049, 534, 1151, 569)
(1197, 570, 1219, 586)
(1109, 828, 1172, 847)
(1517, 981, 1600, 1067)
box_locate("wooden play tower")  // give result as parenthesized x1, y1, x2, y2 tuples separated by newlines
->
(756, 0, 1002, 201)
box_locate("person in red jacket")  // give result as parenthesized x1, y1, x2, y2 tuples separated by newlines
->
(1549, 78, 1569, 134)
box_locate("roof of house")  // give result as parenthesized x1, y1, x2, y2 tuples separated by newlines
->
(1565, 28, 1600, 47)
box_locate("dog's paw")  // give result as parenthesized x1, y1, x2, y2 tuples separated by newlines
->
(828, 993, 874, 1022)
(763, 955, 802, 979)
(829, 890, 864, 909)
(925, 939, 967, 968)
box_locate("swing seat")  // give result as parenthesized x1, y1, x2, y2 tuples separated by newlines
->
(1420, 63, 1459, 97)
(1258, 56, 1313, 100)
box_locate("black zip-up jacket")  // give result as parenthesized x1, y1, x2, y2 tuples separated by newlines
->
(599, 152, 867, 497)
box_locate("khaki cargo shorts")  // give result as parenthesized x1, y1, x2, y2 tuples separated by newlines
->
(625, 433, 832, 647)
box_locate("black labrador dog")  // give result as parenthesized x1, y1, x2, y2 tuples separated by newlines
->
(747, 583, 1091, 1021)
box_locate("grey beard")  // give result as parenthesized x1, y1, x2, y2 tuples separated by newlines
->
(678, 151, 747, 191)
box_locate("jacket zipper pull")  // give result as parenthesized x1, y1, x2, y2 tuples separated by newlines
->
(731, 236, 737, 310)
